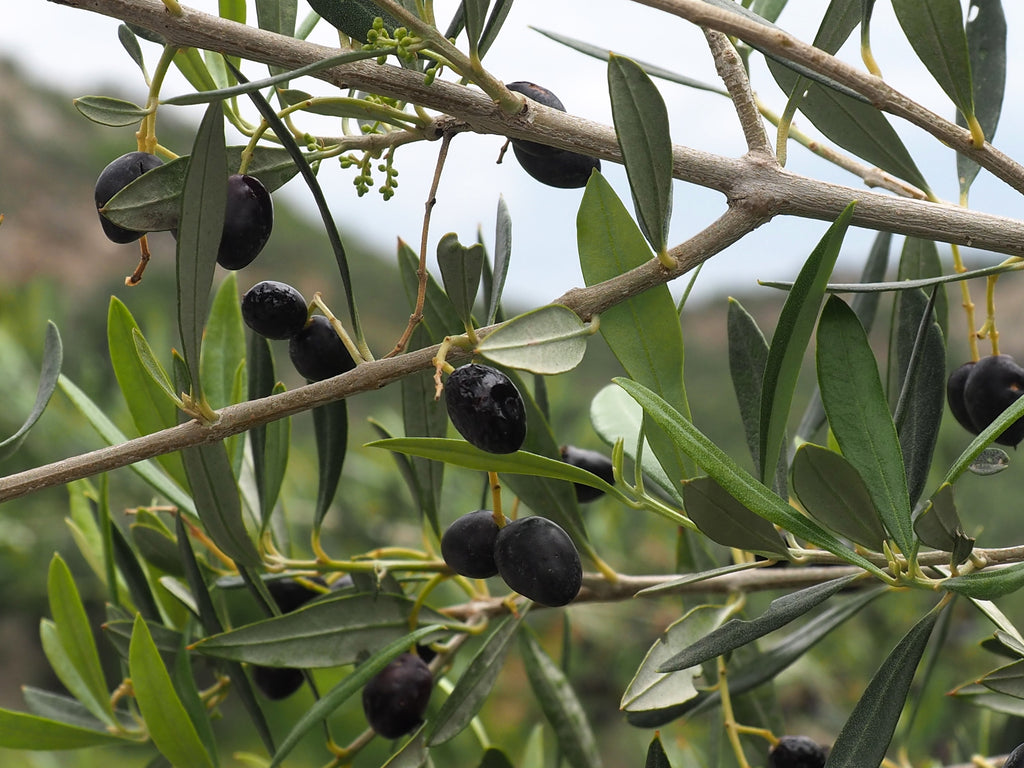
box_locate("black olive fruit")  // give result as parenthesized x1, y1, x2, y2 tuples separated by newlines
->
(217, 174, 274, 270)
(288, 315, 357, 382)
(94, 151, 164, 243)
(242, 280, 308, 340)
(768, 735, 828, 768)
(494, 516, 582, 607)
(505, 81, 601, 189)
(440, 510, 508, 579)
(560, 445, 615, 503)
(251, 577, 324, 699)
(1005, 743, 1024, 768)
(362, 652, 433, 739)
(963, 354, 1024, 446)
(946, 361, 977, 434)
(444, 364, 527, 454)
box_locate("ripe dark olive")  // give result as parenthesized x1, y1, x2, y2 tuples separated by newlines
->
(440, 510, 507, 579)
(946, 361, 977, 434)
(217, 174, 274, 270)
(560, 445, 615, 503)
(252, 577, 323, 699)
(963, 354, 1024, 446)
(242, 280, 308, 340)
(768, 736, 828, 768)
(362, 652, 433, 739)
(94, 151, 164, 243)
(1005, 743, 1024, 768)
(494, 516, 582, 607)
(505, 81, 601, 189)
(288, 315, 356, 381)
(444, 364, 526, 454)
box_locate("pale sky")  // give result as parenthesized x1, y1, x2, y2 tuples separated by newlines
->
(5, 1, 1023, 305)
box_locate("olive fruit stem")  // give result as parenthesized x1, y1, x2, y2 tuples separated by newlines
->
(717, 656, 754, 768)
(124, 235, 152, 287)
(488, 472, 506, 528)
(408, 572, 446, 632)
(311, 293, 372, 363)
(137, 44, 179, 154)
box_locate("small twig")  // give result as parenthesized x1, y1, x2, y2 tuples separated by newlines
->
(386, 130, 455, 357)
(703, 28, 772, 158)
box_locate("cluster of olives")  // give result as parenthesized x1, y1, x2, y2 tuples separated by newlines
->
(241, 280, 356, 382)
(441, 510, 583, 607)
(505, 81, 601, 189)
(946, 354, 1024, 446)
(768, 735, 828, 768)
(95, 151, 274, 270)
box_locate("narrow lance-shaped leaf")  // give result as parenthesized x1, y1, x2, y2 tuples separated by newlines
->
(608, 54, 673, 255)
(614, 377, 886, 577)
(201, 272, 246, 410)
(401, 327, 445, 536)
(727, 298, 770, 472)
(520, 629, 604, 768)
(487, 195, 512, 325)
(176, 100, 228, 393)
(646, 734, 673, 768)
(578, 172, 691, 486)
(0, 320, 62, 461)
(824, 604, 942, 768)
(958, 0, 1006, 195)
(760, 203, 854, 487)
(313, 399, 348, 531)
(427, 611, 527, 745)
(659, 575, 860, 672)
(46, 555, 116, 726)
(682, 476, 788, 557)
(72, 96, 149, 127)
(129, 615, 216, 768)
(817, 296, 914, 555)
(182, 441, 261, 566)
(892, 0, 977, 131)
(0, 707, 133, 750)
(398, 239, 463, 341)
(437, 232, 483, 328)
(791, 444, 888, 551)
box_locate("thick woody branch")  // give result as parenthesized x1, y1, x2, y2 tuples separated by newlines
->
(48, 0, 1024, 256)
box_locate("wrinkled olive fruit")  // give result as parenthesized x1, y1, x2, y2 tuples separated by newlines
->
(444, 364, 527, 454)
(560, 445, 615, 503)
(494, 516, 582, 607)
(440, 510, 507, 579)
(288, 315, 356, 382)
(945, 361, 977, 434)
(94, 151, 164, 243)
(505, 81, 601, 189)
(1005, 743, 1024, 768)
(962, 354, 1024, 446)
(251, 577, 323, 699)
(362, 652, 433, 739)
(242, 280, 308, 340)
(217, 174, 274, 270)
(768, 736, 828, 768)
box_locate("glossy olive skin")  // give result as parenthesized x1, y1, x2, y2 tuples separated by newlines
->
(505, 81, 601, 189)
(288, 315, 356, 381)
(1005, 743, 1024, 768)
(962, 354, 1024, 446)
(362, 652, 433, 739)
(242, 280, 308, 340)
(560, 445, 615, 503)
(946, 361, 977, 434)
(440, 510, 507, 579)
(94, 151, 164, 243)
(494, 516, 581, 607)
(445, 364, 526, 454)
(217, 174, 274, 270)
(768, 736, 828, 768)
(251, 578, 323, 699)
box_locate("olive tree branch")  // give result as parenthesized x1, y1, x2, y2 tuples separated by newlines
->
(631, 0, 1024, 196)
(703, 27, 772, 158)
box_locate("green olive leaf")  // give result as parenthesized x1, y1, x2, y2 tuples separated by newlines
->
(73, 95, 149, 127)
(0, 320, 62, 462)
(476, 305, 591, 374)
(682, 476, 788, 557)
(437, 232, 484, 328)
